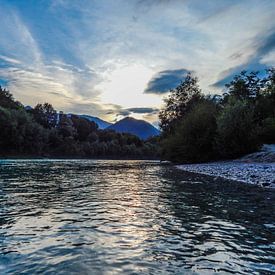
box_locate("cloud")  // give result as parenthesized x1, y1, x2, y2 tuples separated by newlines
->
(0, 55, 21, 65)
(0, 3, 105, 116)
(212, 30, 275, 88)
(126, 107, 159, 114)
(103, 106, 159, 122)
(1, 0, 275, 122)
(256, 30, 275, 57)
(144, 69, 190, 94)
(212, 62, 269, 88)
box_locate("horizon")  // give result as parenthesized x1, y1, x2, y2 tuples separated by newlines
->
(0, 0, 274, 125)
(23, 103, 160, 127)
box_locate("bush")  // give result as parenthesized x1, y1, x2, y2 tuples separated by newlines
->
(162, 100, 218, 163)
(260, 117, 275, 144)
(215, 100, 260, 159)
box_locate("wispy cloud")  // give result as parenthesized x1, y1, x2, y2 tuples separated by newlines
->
(0, 0, 274, 122)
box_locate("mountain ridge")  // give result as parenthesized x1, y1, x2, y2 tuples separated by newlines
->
(79, 115, 112, 129)
(107, 117, 160, 140)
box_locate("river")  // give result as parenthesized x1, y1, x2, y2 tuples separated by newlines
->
(0, 160, 274, 274)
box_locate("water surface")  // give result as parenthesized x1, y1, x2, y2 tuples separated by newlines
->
(0, 160, 274, 274)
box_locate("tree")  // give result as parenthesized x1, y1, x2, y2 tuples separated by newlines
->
(58, 114, 76, 138)
(161, 100, 218, 163)
(216, 100, 260, 158)
(0, 106, 46, 155)
(0, 107, 15, 153)
(32, 103, 57, 128)
(222, 71, 263, 103)
(71, 115, 98, 141)
(0, 86, 22, 109)
(159, 73, 202, 135)
(260, 117, 275, 144)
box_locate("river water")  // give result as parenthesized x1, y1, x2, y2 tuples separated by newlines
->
(0, 160, 274, 274)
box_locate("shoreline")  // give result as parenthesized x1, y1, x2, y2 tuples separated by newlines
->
(0, 156, 160, 161)
(176, 161, 275, 188)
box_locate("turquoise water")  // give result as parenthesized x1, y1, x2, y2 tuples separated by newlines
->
(0, 160, 274, 274)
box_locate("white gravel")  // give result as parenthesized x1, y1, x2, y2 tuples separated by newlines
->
(176, 162, 275, 188)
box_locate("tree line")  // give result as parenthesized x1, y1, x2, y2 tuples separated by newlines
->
(159, 68, 275, 163)
(0, 88, 159, 158)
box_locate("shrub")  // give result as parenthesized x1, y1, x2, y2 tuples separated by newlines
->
(215, 100, 260, 158)
(260, 117, 275, 144)
(162, 100, 218, 163)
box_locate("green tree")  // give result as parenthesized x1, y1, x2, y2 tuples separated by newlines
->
(216, 100, 260, 158)
(161, 100, 218, 163)
(159, 73, 202, 135)
(0, 107, 46, 155)
(222, 71, 263, 103)
(0, 86, 22, 109)
(32, 103, 57, 128)
(260, 117, 275, 144)
(71, 115, 98, 141)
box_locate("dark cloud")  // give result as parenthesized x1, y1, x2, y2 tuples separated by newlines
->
(105, 109, 130, 116)
(144, 68, 190, 94)
(257, 30, 275, 57)
(118, 110, 131, 116)
(126, 107, 159, 114)
(212, 31, 275, 88)
(105, 107, 159, 119)
(229, 30, 275, 62)
(212, 62, 269, 88)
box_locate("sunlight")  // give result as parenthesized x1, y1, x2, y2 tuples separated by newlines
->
(98, 62, 163, 108)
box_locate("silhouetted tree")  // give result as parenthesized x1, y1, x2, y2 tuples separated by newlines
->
(159, 73, 202, 135)
(0, 86, 22, 109)
(222, 71, 263, 103)
(162, 100, 218, 163)
(32, 103, 57, 128)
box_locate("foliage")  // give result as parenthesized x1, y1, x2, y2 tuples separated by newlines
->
(0, 106, 46, 154)
(0, 89, 159, 159)
(161, 100, 218, 163)
(215, 100, 260, 158)
(159, 73, 202, 135)
(222, 71, 263, 102)
(160, 68, 275, 163)
(259, 117, 275, 144)
(32, 103, 57, 129)
(0, 86, 22, 109)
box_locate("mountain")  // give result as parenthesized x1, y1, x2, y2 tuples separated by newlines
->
(24, 105, 33, 111)
(107, 117, 160, 140)
(79, 115, 112, 129)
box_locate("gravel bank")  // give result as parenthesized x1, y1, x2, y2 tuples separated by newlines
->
(177, 162, 275, 188)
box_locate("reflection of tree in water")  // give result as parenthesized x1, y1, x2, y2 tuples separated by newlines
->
(152, 166, 275, 272)
(159, 166, 275, 225)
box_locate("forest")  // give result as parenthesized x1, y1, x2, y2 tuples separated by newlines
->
(0, 87, 159, 158)
(1, 68, 274, 162)
(159, 68, 275, 163)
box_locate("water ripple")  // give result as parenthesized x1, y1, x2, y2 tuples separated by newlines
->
(0, 160, 274, 274)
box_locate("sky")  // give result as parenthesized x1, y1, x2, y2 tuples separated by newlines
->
(0, 0, 274, 125)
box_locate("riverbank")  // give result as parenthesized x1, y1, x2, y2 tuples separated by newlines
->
(177, 162, 275, 188)
(0, 155, 160, 161)
(177, 144, 275, 188)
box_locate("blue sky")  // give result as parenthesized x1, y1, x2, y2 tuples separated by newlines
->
(0, 0, 274, 124)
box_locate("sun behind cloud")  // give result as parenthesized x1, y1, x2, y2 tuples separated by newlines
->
(0, 0, 274, 122)
(98, 62, 162, 108)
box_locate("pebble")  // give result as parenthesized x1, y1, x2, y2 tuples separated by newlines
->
(177, 162, 275, 188)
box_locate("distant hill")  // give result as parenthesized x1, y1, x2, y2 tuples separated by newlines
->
(79, 115, 112, 129)
(107, 117, 160, 140)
